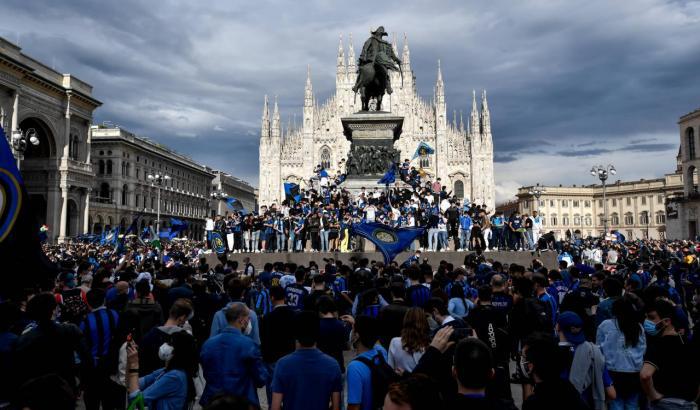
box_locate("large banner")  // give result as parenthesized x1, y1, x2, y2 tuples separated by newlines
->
(210, 231, 227, 255)
(352, 222, 424, 264)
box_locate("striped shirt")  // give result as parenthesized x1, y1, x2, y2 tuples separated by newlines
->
(80, 307, 119, 364)
(407, 285, 432, 308)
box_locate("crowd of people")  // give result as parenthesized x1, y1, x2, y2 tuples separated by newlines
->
(205, 165, 551, 254)
(1, 233, 699, 410)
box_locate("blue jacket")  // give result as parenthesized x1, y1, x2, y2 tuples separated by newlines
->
(596, 318, 646, 372)
(200, 327, 270, 406)
(210, 301, 260, 345)
(128, 368, 188, 410)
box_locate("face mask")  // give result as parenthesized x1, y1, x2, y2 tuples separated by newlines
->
(158, 342, 174, 362)
(643, 319, 660, 336)
(244, 319, 253, 336)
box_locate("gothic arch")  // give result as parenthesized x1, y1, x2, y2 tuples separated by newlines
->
(319, 146, 332, 169)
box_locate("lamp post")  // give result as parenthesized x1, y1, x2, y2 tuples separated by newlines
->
(10, 128, 39, 169)
(147, 173, 170, 234)
(528, 183, 546, 213)
(210, 190, 228, 217)
(590, 164, 616, 237)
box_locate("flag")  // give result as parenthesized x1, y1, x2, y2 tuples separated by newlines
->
(148, 225, 162, 250)
(210, 231, 226, 255)
(284, 182, 302, 203)
(225, 197, 246, 213)
(117, 213, 142, 254)
(168, 217, 188, 240)
(378, 164, 396, 185)
(351, 222, 425, 264)
(412, 142, 435, 159)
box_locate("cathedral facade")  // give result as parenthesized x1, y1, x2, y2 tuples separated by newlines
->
(258, 34, 495, 210)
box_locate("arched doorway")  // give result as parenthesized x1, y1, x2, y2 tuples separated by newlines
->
(93, 215, 104, 234)
(28, 194, 47, 227)
(454, 180, 464, 199)
(66, 199, 79, 237)
(19, 117, 56, 159)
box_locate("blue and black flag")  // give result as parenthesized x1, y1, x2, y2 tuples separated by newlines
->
(284, 182, 302, 203)
(0, 125, 56, 291)
(351, 222, 425, 264)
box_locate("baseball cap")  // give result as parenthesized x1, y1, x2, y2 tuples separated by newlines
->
(557, 311, 585, 345)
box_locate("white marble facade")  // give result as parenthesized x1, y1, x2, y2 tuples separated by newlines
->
(258, 33, 495, 210)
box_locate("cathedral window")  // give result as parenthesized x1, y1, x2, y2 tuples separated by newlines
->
(320, 147, 331, 169)
(454, 180, 464, 198)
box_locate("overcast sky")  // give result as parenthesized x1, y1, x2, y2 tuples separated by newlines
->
(2, 0, 699, 203)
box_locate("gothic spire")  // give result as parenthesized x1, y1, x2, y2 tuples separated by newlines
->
(453, 109, 457, 128)
(305, 65, 313, 107)
(401, 33, 411, 71)
(481, 89, 491, 136)
(261, 94, 270, 138)
(459, 110, 465, 133)
(347, 33, 357, 73)
(470, 89, 479, 135)
(391, 33, 398, 56)
(271, 95, 281, 139)
(435, 60, 444, 103)
(336, 34, 345, 75)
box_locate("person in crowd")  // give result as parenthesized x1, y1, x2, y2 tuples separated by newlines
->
(211, 278, 260, 344)
(124, 278, 163, 344)
(199, 303, 269, 407)
(447, 283, 473, 319)
(13, 293, 91, 399)
(271, 311, 342, 410)
(557, 311, 616, 409)
(126, 330, 199, 409)
(378, 284, 410, 348)
(260, 285, 297, 404)
(521, 333, 589, 410)
(383, 374, 442, 410)
(388, 307, 429, 373)
(139, 298, 193, 375)
(347, 316, 391, 410)
(449, 338, 518, 410)
(596, 294, 646, 410)
(640, 298, 700, 409)
(81, 289, 124, 410)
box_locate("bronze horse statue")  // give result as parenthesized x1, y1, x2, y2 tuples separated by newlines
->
(352, 26, 402, 112)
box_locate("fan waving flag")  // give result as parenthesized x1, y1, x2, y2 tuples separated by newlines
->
(284, 182, 302, 203)
(167, 218, 188, 240)
(225, 197, 245, 212)
(351, 222, 425, 264)
(412, 142, 435, 160)
(378, 164, 396, 185)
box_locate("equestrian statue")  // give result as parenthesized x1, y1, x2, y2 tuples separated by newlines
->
(352, 26, 402, 112)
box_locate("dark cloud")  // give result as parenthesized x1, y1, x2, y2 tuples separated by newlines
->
(1, 0, 697, 188)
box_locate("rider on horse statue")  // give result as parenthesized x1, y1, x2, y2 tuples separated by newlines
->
(352, 26, 402, 111)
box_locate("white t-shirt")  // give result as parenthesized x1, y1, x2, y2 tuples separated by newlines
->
(205, 218, 214, 231)
(388, 337, 425, 373)
(365, 207, 376, 222)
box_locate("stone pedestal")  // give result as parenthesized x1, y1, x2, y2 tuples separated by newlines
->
(341, 111, 404, 194)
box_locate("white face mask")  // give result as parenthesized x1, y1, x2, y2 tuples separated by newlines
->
(244, 319, 253, 336)
(158, 342, 174, 362)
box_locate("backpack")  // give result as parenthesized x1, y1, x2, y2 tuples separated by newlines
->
(56, 288, 88, 324)
(353, 353, 399, 409)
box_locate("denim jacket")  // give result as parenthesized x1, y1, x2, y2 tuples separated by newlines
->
(128, 368, 188, 410)
(596, 318, 646, 372)
(199, 327, 270, 406)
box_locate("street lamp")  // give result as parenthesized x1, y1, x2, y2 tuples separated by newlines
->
(11, 128, 39, 169)
(528, 183, 546, 213)
(210, 189, 228, 217)
(147, 173, 171, 234)
(590, 164, 616, 237)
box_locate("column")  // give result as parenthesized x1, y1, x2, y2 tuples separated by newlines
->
(11, 90, 19, 132)
(62, 94, 71, 161)
(85, 125, 92, 164)
(83, 188, 91, 234)
(59, 184, 69, 241)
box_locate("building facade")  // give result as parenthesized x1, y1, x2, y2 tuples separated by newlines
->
(0, 37, 101, 242)
(210, 170, 257, 217)
(258, 33, 495, 209)
(667, 107, 700, 239)
(512, 174, 682, 240)
(89, 126, 214, 240)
